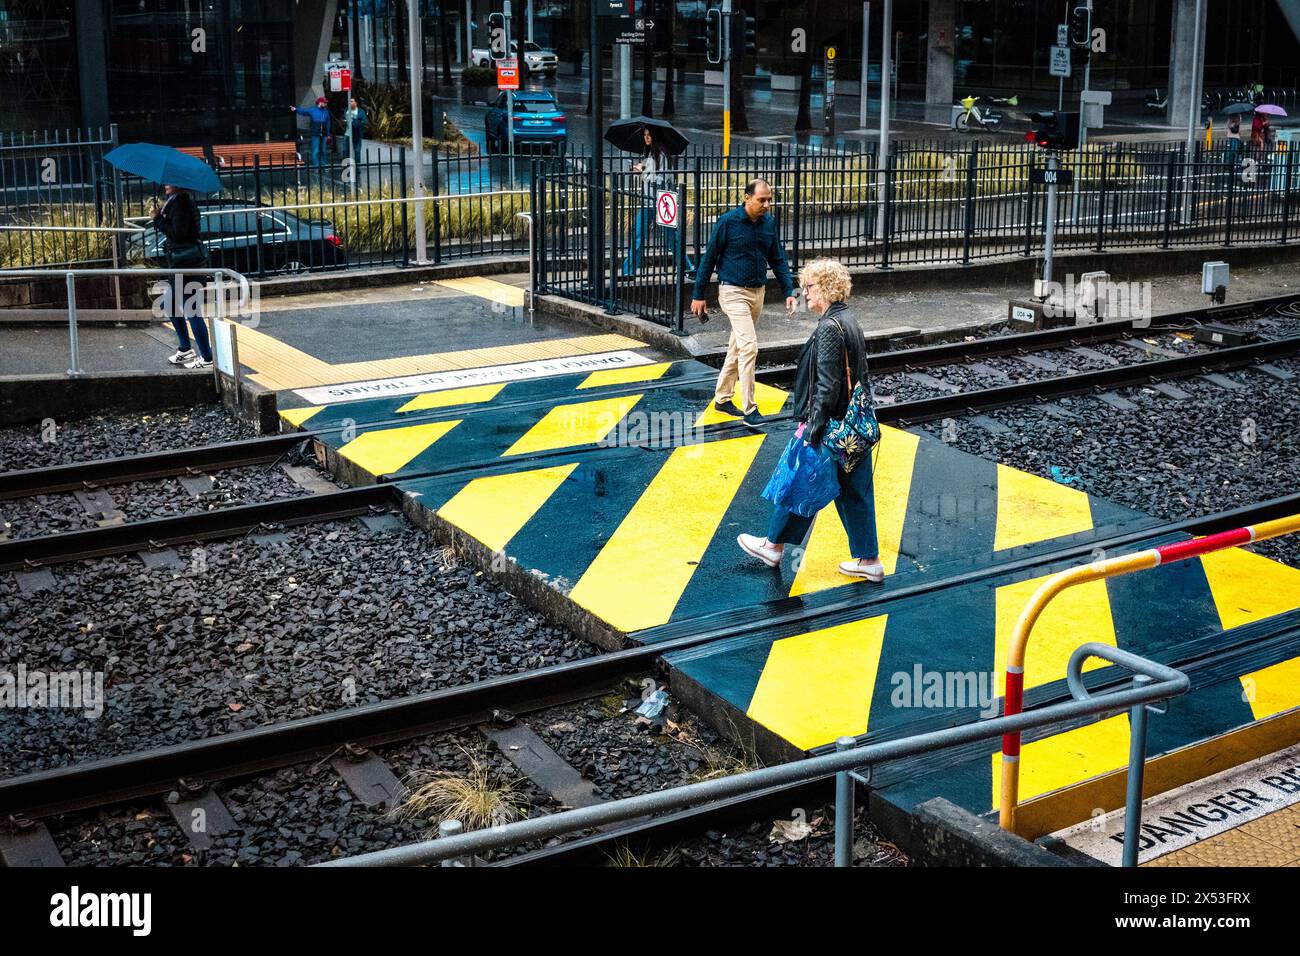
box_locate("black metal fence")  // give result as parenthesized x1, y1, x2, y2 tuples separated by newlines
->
(536, 139, 1300, 329)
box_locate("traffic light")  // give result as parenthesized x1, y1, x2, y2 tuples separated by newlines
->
(1068, 4, 1091, 49)
(730, 12, 756, 58)
(705, 7, 725, 65)
(487, 12, 507, 60)
(1025, 111, 1081, 150)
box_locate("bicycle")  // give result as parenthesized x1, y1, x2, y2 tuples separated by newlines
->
(952, 94, 1018, 133)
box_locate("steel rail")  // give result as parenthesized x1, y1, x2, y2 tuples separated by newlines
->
(0, 432, 316, 500)
(0, 484, 395, 572)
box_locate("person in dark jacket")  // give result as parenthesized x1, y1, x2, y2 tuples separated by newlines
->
(291, 96, 332, 166)
(690, 179, 799, 428)
(345, 97, 368, 167)
(151, 184, 213, 370)
(738, 258, 883, 581)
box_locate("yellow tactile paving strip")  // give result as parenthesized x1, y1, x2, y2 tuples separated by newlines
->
(1144, 807, 1300, 867)
(233, 322, 644, 392)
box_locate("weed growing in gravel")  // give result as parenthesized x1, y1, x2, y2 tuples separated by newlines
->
(603, 843, 683, 867)
(390, 748, 529, 831)
(672, 718, 763, 783)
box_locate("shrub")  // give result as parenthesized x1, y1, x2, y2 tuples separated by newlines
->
(461, 65, 497, 87)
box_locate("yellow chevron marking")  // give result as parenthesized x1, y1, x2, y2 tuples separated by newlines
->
(994, 464, 1095, 552)
(568, 434, 766, 632)
(397, 383, 507, 413)
(694, 382, 789, 427)
(435, 275, 527, 307)
(279, 406, 324, 428)
(789, 425, 921, 597)
(1241, 656, 1300, 722)
(1199, 547, 1300, 632)
(746, 615, 890, 751)
(338, 420, 460, 478)
(503, 394, 643, 456)
(437, 463, 580, 553)
(995, 573, 1116, 691)
(992, 714, 1131, 807)
(577, 362, 673, 390)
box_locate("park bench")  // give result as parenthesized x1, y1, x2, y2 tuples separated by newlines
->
(176, 142, 303, 169)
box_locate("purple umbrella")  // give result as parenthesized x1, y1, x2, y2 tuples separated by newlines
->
(1256, 104, 1288, 117)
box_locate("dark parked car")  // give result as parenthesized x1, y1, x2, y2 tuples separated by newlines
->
(485, 90, 567, 153)
(127, 200, 346, 275)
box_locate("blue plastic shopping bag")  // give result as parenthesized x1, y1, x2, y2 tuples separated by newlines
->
(761, 435, 840, 518)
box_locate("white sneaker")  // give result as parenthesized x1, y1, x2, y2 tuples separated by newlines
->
(839, 558, 885, 582)
(183, 355, 213, 370)
(168, 348, 196, 366)
(738, 533, 782, 568)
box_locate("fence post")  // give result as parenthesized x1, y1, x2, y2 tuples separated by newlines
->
(1283, 147, 1295, 245)
(834, 736, 856, 868)
(253, 156, 266, 278)
(399, 146, 410, 268)
(792, 150, 803, 273)
(692, 157, 702, 267)
(1024, 152, 1036, 258)
(880, 148, 895, 269)
(962, 141, 978, 266)
(1121, 675, 1154, 869)
(1161, 150, 1177, 249)
(605, 175, 620, 314)
(1225, 149, 1236, 247)
(431, 145, 443, 264)
(674, 186, 686, 335)
(1096, 144, 1109, 253)
(65, 272, 81, 378)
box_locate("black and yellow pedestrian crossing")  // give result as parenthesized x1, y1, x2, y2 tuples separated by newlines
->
(292, 349, 1300, 838)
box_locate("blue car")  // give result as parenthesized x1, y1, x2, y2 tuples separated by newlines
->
(485, 90, 567, 153)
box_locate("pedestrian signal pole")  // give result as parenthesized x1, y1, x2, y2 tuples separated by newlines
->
(722, 0, 733, 169)
(408, 0, 427, 263)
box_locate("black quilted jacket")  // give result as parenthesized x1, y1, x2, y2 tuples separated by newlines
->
(790, 301, 870, 446)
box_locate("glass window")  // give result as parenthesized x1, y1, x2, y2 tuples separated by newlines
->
(0, 1, 79, 129)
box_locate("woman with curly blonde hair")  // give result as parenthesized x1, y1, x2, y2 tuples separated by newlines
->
(738, 258, 883, 581)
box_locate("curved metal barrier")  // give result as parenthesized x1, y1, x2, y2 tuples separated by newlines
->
(999, 512, 1300, 842)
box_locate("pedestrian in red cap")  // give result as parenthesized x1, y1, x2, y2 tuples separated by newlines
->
(290, 96, 332, 166)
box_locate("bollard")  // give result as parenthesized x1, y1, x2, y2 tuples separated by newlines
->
(834, 736, 856, 868)
(65, 271, 81, 378)
(438, 819, 467, 867)
(1122, 674, 1154, 868)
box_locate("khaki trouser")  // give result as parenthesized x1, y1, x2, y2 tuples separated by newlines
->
(714, 284, 765, 413)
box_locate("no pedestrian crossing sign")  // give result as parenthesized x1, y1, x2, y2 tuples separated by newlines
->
(656, 190, 679, 228)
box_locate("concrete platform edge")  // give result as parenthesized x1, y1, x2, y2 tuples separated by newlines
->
(0, 371, 217, 428)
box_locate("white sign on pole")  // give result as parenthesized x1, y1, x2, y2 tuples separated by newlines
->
(655, 190, 680, 228)
(1049, 45, 1072, 79)
(1057, 24, 1068, 47)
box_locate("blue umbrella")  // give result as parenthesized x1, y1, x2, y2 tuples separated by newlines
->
(103, 143, 223, 194)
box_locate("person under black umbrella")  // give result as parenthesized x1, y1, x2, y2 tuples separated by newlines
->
(621, 127, 695, 276)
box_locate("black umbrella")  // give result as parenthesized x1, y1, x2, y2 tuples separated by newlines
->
(604, 116, 690, 156)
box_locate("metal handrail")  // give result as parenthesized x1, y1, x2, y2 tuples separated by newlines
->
(319, 643, 1187, 868)
(0, 266, 252, 378)
(999, 512, 1300, 838)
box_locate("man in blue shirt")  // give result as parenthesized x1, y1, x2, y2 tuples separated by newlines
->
(690, 179, 798, 427)
(290, 97, 332, 166)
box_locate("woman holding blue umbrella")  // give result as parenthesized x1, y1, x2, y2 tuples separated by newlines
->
(152, 184, 213, 369)
(104, 143, 222, 370)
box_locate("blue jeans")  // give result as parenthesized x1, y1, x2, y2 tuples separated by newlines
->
(170, 313, 213, 362)
(310, 134, 327, 166)
(766, 451, 880, 559)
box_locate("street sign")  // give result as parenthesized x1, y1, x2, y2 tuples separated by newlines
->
(597, 0, 631, 14)
(497, 57, 520, 90)
(1057, 24, 1068, 48)
(824, 47, 837, 135)
(328, 67, 352, 92)
(600, 16, 654, 44)
(1030, 167, 1074, 187)
(1049, 45, 1071, 79)
(656, 190, 680, 228)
